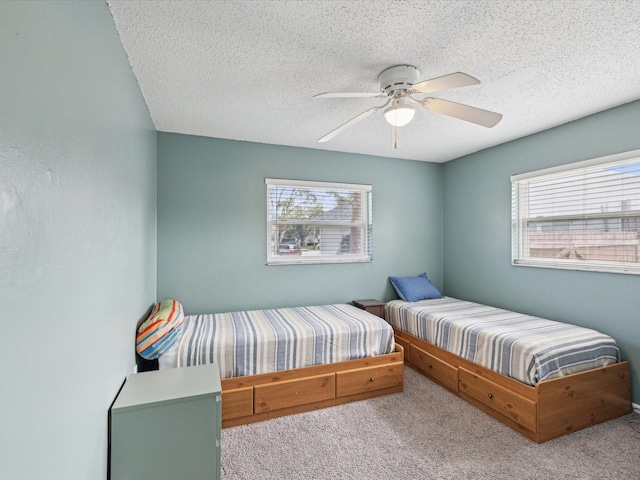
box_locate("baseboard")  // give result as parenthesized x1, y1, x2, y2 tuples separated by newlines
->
(633, 402, 640, 415)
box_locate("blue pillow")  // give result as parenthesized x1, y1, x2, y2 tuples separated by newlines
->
(389, 273, 442, 302)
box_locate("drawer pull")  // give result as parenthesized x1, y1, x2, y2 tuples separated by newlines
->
(427, 363, 433, 368)
(488, 393, 493, 399)
(369, 377, 375, 383)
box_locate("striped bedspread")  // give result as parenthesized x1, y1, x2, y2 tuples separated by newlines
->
(385, 297, 620, 386)
(177, 304, 395, 379)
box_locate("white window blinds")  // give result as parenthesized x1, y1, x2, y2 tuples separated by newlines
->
(266, 178, 372, 265)
(511, 149, 640, 274)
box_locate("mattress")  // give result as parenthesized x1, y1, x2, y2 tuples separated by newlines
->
(385, 297, 620, 386)
(161, 304, 395, 379)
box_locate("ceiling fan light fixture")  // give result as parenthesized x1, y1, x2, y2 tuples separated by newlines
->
(315, 66, 502, 143)
(383, 99, 415, 127)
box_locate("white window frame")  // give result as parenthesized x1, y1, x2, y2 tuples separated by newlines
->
(266, 178, 372, 265)
(511, 148, 640, 275)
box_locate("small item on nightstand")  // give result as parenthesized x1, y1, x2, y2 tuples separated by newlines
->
(353, 299, 386, 320)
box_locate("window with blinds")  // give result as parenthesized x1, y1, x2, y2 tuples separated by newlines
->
(511, 149, 640, 274)
(266, 178, 372, 265)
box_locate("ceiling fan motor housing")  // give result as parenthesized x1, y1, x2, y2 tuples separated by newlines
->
(378, 65, 420, 96)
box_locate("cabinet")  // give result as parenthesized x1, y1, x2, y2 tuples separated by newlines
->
(110, 363, 221, 480)
(353, 299, 386, 319)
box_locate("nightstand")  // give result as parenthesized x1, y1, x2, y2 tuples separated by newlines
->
(110, 363, 221, 480)
(353, 299, 386, 319)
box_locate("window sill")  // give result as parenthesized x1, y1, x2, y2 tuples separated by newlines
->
(267, 256, 372, 266)
(512, 258, 640, 275)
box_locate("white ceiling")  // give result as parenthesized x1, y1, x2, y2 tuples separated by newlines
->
(107, 0, 640, 163)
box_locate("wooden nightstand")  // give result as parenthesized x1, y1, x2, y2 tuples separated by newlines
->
(353, 299, 386, 319)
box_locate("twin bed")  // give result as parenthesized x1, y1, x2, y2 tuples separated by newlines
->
(385, 296, 631, 442)
(154, 303, 404, 427)
(143, 293, 630, 441)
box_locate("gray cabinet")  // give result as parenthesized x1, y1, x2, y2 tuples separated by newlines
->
(110, 363, 221, 480)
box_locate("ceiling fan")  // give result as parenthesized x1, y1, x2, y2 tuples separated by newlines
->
(314, 65, 502, 145)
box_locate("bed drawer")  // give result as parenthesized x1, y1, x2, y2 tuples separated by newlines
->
(409, 344, 458, 393)
(335, 363, 404, 397)
(459, 367, 536, 432)
(254, 373, 335, 413)
(393, 335, 411, 353)
(222, 386, 253, 420)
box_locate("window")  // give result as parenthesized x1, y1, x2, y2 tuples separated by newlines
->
(266, 178, 372, 265)
(511, 149, 640, 274)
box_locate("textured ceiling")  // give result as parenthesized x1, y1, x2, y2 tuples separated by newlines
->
(107, 0, 640, 163)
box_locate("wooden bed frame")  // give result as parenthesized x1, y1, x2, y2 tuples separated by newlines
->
(392, 328, 631, 443)
(219, 344, 404, 428)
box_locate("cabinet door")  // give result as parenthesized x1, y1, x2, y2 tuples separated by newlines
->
(111, 395, 220, 480)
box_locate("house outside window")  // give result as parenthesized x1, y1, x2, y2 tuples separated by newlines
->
(266, 178, 372, 265)
(511, 148, 640, 274)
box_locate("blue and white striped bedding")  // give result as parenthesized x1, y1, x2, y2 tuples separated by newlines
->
(176, 304, 395, 379)
(385, 297, 620, 386)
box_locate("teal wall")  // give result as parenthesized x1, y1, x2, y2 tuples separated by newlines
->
(3, 4, 637, 478)
(443, 100, 640, 403)
(0, 2, 157, 479)
(157, 133, 443, 315)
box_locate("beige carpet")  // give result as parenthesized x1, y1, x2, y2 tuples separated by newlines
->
(221, 366, 640, 479)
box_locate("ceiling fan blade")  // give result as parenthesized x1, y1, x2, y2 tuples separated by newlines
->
(423, 97, 502, 128)
(314, 92, 385, 98)
(412, 72, 480, 94)
(317, 107, 381, 143)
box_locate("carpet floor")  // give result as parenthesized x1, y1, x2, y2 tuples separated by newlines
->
(221, 366, 640, 479)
